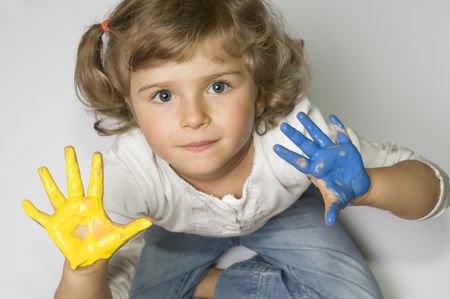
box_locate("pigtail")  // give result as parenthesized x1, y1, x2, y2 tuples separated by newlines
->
(74, 22, 134, 136)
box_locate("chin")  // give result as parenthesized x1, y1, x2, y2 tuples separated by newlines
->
(175, 160, 224, 180)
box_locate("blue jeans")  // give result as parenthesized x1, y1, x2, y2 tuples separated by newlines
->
(130, 187, 383, 298)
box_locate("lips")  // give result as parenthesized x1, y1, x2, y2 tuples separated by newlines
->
(181, 139, 218, 152)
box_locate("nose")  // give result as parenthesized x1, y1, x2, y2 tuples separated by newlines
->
(179, 96, 211, 129)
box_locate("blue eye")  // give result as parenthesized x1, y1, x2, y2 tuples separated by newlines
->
(154, 90, 172, 102)
(208, 81, 229, 94)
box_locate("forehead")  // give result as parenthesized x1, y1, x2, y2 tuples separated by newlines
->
(133, 38, 249, 79)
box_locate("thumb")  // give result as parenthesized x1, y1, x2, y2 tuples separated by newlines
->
(122, 217, 153, 241)
(329, 114, 352, 144)
(22, 199, 50, 227)
(324, 201, 340, 225)
(310, 178, 341, 225)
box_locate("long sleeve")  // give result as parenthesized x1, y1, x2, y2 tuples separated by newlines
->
(264, 96, 449, 220)
(347, 128, 450, 219)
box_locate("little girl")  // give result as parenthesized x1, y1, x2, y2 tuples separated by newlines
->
(23, 0, 449, 298)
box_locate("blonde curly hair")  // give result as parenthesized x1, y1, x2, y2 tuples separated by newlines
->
(75, 0, 309, 136)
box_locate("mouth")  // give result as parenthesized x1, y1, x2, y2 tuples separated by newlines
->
(181, 139, 219, 152)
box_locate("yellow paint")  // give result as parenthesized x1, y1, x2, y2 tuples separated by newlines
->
(22, 146, 152, 269)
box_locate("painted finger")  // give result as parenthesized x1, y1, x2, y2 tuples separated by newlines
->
(88, 152, 103, 200)
(329, 114, 345, 129)
(297, 112, 333, 148)
(22, 199, 51, 227)
(325, 202, 340, 225)
(273, 144, 312, 174)
(336, 132, 352, 144)
(280, 122, 318, 157)
(122, 217, 153, 241)
(329, 115, 352, 144)
(65, 146, 85, 199)
(315, 180, 341, 225)
(38, 167, 66, 210)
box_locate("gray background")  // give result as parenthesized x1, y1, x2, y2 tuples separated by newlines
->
(1, 1, 449, 298)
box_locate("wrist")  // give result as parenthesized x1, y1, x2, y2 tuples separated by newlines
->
(351, 161, 441, 219)
(56, 259, 111, 299)
(62, 259, 108, 279)
(353, 168, 377, 207)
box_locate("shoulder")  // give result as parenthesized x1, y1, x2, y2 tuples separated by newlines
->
(102, 128, 161, 222)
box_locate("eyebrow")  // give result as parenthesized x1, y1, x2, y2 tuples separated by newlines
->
(137, 70, 243, 94)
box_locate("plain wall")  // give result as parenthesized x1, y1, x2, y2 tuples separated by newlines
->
(1, 1, 449, 298)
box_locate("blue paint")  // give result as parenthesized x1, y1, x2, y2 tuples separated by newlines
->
(274, 113, 371, 225)
(329, 114, 345, 129)
(326, 202, 340, 225)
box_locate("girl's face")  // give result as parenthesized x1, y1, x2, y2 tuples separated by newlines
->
(127, 40, 264, 185)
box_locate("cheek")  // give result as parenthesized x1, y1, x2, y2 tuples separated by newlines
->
(134, 109, 172, 151)
(221, 102, 255, 138)
(141, 125, 165, 144)
(140, 123, 174, 161)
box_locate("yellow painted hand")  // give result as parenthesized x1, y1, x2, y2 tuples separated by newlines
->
(22, 146, 152, 269)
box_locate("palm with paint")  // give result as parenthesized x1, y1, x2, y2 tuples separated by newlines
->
(22, 146, 152, 269)
(274, 112, 370, 225)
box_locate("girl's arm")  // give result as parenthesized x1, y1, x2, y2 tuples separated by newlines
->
(274, 112, 448, 223)
(355, 160, 440, 219)
(55, 260, 112, 299)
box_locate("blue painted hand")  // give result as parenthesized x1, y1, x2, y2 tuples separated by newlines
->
(273, 112, 370, 225)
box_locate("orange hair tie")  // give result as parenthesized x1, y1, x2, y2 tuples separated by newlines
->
(100, 19, 111, 33)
